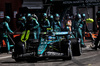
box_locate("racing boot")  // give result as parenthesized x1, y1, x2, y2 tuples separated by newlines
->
(91, 40, 98, 50)
(91, 43, 97, 50)
(7, 51, 12, 54)
(81, 44, 86, 48)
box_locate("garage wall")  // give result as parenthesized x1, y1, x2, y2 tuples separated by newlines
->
(0, 0, 23, 30)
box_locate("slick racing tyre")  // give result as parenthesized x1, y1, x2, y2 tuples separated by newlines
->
(14, 41, 26, 54)
(13, 41, 26, 62)
(71, 38, 82, 56)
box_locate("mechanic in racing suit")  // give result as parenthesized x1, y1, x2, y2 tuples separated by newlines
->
(53, 14, 61, 32)
(19, 16, 27, 32)
(40, 13, 50, 32)
(49, 15, 54, 32)
(81, 14, 86, 42)
(0, 16, 14, 53)
(65, 15, 75, 39)
(32, 14, 40, 39)
(65, 15, 72, 32)
(26, 13, 39, 39)
(16, 14, 25, 32)
(75, 14, 86, 47)
(91, 12, 100, 50)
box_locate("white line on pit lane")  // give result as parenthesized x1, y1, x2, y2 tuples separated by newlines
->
(0, 56, 11, 60)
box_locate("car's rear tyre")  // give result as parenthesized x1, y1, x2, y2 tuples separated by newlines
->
(71, 38, 82, 56)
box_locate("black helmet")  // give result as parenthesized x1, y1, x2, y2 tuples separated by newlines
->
(49, 15, 54, 22)
(4, 16, 10, 22)
(22, 16, 26, 21)
(75, 14, 81, 20)
(27, 13, 32, 20)
(55, 13, 60, 21)
(27, 13, 32, 17)
(43, 13, 47, 18)
(81, 13, 86, 19)
(55, 13, 60, 18)
(50, 15, 53, 19)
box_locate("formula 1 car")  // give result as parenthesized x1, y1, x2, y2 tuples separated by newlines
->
(38, 32, 82, 58)
(12, 31, 81, 62)
(38, 32, 73, 60)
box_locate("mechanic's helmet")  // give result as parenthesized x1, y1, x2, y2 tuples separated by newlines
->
(32, 14, 38, 20)
(55, 13, 60, 17)
(22, 16, 26, 21)
(81, 13, 86, 19)
(43, 13, 47, 18)
(16, 14, 22, 20)
(50, 15, 53, 19)
(27, 13, 32, 17)
(75, 14, 81, 20)
(4, 16, 10, 22)
(55, 13, 60, 21)
(49, 15, 54, 22)
(27, 13, 32, 20)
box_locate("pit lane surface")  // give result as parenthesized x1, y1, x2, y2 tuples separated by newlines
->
(0, 41, 100, 66)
